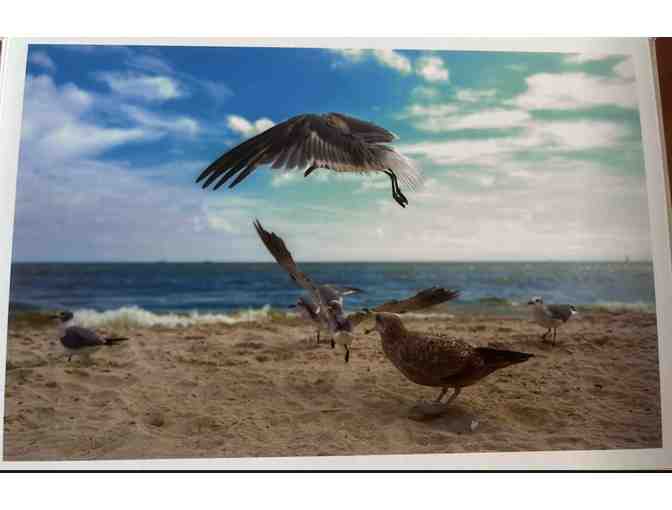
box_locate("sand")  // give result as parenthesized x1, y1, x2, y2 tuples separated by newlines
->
(2, 310, 662, 461)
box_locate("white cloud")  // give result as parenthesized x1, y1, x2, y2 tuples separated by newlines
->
(404, 103, 461, 118)
(121, 105, 200, 136)
(412, 86, 440, 99)
(613, 58, 635, 80)
(415, 56, 449, 82)
(28, 51, 56, 71)
(456, 88, 497, 103)
(20, 75, 152, 163)
(399, 119, 629, 167)
(564, 53, 614, 64)
(330, 48, 411, 74)
(331, 48, 366, 62)
(226, 115, 275, 137)
(331, 50, 449, 82)
(125, 52, 175, 74)
(408, 107, 530, 132)
(371, 49, 412, 74)
(270, 172, 300, 187)
(512, 72, 638, 110)
(336, 159, 651, 262)
(95, 72, 184, 101)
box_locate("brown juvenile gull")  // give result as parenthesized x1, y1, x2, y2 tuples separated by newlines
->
(368, 313, 533, 416)
(197, 113, 422, 207)
(253, 219, 360, 362)
(50, 311, 129, 362)
(527, 296, 577, 345)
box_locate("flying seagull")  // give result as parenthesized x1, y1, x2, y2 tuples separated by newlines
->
(253, 219, 359, 362)
(50, 311, 129, 362)
(527, 296, 577, 345)
(197, 113, 422, 208)
(368, 313, 533, 417)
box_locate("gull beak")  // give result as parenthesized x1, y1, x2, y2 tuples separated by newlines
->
(527, 300, 534, 306)
(364, 328, 375, 335)
(288, 304, 296, 309)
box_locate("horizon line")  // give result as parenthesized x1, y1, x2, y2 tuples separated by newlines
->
(11, 258, 654, 264)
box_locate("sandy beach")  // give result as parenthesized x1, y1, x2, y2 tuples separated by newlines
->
(3, 309, 662, 461)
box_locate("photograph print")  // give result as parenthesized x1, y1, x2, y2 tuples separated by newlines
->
(3, 42, 662, 461)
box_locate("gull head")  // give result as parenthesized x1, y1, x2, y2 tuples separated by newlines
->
(49, 310, 74, 324)
(527, 296, 544, 307)
(373, 313, 405, 337)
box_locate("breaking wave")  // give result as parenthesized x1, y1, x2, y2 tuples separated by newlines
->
(71, 305, 280, 329)
(579, 301, 656, 313)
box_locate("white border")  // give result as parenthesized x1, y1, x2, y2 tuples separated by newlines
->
(0, 37, 670, 470)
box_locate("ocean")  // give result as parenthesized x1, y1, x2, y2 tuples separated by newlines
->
(8, 261, 656, 327)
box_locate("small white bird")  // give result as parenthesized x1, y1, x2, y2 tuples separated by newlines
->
(527, 297, 577, 345)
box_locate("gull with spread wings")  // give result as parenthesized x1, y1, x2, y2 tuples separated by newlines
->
(253, 220, 460, 362)
(254, 219, 359, 361)
(198, 113, 422, 208)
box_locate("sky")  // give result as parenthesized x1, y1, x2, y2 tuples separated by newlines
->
(11, 44, 651, 262)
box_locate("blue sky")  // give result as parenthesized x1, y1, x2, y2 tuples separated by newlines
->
(12, 44, 650, 262)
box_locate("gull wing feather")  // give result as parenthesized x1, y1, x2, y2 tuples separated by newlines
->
(348, 287, 460, 328)
(253, 220, 323, 308)
(546, 304, 576, 322)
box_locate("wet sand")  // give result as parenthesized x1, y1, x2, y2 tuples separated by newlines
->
(2, 310, 662, 461)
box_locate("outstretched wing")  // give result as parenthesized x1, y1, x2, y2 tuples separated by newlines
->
(328, 113, 396, 143)
(348, 287, 460, 328)
(546, 304, 576, 322)
(62, 326, 104, 348)
(196, 113, 420, 191)
(253, 220, 323, 307)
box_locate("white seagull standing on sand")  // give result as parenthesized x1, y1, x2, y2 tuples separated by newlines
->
(50, 311, 129, 362)
(527, 296, 577, 344)
(197, 113, 422, 208)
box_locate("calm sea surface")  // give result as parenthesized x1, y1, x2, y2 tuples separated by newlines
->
(9, 261, 656, 317)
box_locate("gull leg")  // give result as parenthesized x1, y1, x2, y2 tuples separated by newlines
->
(330, 339, 335, 349)
(434, 387, 449, 403)
(304, 165, 318, 178)
(344, 345, 350, 363)
(390, 171, 408, 206)
(316, 329, 320, 344)
(384, 170, 407, 208)
(413, 388, 461, 417)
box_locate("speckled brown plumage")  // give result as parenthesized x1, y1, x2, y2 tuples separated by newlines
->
(373, 313, 533, 415)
